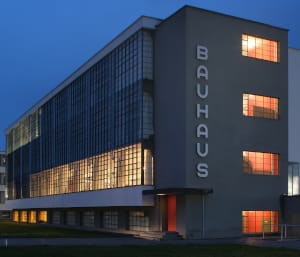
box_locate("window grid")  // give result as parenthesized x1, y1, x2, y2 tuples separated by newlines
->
(242, 34, 279, 62)
(103, 211, 118, 229)
(82, 211, 95, 227)
(8, 30, 154, 201)
(129, 211, 150, 231)
(242, 211, 279, 233)
(38, 210, 48, 223)
(12, 210, 19, 222)
(243, 93, 279, 119)
(29, 211, 37, 224)
(243, 151, 279, 176)
(30, 143, 153, 197)
(20, 210, 27, 223)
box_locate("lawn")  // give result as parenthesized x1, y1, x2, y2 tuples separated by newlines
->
(1, 245, 300, 257)
(0, 220, 123, 237)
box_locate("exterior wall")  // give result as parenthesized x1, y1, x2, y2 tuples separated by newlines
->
(288, 48, 300, 163)
(4, 6, 290, 238)
(155, 6, 288, 238)
(288, 48, 300, 195)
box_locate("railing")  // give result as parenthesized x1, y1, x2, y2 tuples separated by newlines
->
(262, 224, 300, 240)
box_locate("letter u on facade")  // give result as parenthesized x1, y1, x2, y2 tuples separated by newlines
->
(196, 143, 208, 157)
(196, 83, 208, 99)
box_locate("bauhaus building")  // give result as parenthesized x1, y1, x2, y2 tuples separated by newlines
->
(4, 6, 288, 239)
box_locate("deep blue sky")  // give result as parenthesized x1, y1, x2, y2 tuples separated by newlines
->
(0, 0, 299, 150)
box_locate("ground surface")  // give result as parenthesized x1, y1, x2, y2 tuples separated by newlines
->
(1, 221, 300, 257)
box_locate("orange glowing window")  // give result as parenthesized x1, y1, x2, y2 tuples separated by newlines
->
(242, 34, 279, 62)
(38, 210, 48, 223)
(20, 210, 28, 223)
(29, 211, 37, 224)
(243, 151, 279, 175)
(243, 93, 278, 119)
(12, 210, 19, 222)
(242, 211, 279, 233)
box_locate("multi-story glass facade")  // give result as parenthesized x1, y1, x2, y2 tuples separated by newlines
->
(6, 30, 154, 200)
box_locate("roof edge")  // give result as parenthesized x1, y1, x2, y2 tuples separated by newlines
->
(6, 16, 162, 133)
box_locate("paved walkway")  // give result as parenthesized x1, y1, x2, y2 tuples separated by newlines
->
(1, 236, 300, 250)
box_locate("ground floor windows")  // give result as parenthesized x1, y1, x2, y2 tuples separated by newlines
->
(12, 210, 19, 222)
(20, 210, 27, 223)
(243, 151, 279, 175)
(12, 210, 47, 223)
(103, 211, 118, 229)
(28, 210, 36, 223)
(82, 211, 95, 227)
(129, 211, 149, 231)
(66, 211, 76, 226)
(52, 211, 61, 225)
(38, 210, 48, 223)
(242, 211, 279, 233)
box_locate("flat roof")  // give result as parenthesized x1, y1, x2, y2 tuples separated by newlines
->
(158, 5, 288, 32)
(6, 16, 161, 133)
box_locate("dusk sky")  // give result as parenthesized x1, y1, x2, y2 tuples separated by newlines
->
(1, 0, 299, 150)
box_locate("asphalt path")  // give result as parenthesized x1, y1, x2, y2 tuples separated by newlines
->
(1, 236, 300, 250)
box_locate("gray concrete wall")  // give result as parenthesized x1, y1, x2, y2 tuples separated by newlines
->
(154, 9, 187, 188)
(155, 6, 288, 238)
(288, 48, 300, 163)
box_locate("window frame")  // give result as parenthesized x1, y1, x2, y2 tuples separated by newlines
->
(243, 151, 280, 176)
(243, 93, 279, 120)
(242, 34, 280, 63)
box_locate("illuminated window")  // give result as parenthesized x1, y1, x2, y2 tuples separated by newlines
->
(30, 143, 151, 197)
(243, 93, 278, 119)
(242, 34, 279, 62)
(243, 151, 279, 175)
(29, 211, 37, 224)
(20, 210, 28, 223)
(12, 210, 19, 222)
(38, 210, 47, 223)
(242, 211, 278, 233)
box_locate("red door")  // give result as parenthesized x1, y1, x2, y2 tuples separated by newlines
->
(167, 195, 176, 231)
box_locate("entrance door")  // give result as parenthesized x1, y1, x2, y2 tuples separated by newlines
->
(167, 195, 176, 231)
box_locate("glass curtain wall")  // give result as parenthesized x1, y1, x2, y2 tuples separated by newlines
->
(7, 29, 154, 199)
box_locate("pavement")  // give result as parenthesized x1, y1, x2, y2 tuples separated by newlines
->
(1, 236, 300, 250)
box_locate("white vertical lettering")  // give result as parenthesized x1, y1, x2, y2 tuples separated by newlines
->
(196, 163, 208, 178)
(197, 65, 208, 80)
(196, 124, 208, 138)
(197, 45, 208, 60)
(196, 83, 208, 99)
(196, 104, 208, 119)
(196, 143, 208, 157)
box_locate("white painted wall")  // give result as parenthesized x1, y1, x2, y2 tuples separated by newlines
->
(3, 186, 154, 210)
